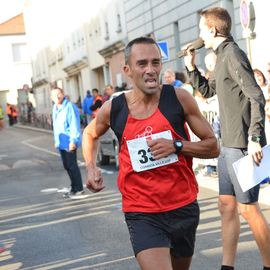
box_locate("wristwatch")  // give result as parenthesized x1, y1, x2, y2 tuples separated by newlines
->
(173, 139, 183, 154)
(248, 135, 260, 143)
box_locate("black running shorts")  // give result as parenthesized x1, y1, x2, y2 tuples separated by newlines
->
(124, 200, 200, 257)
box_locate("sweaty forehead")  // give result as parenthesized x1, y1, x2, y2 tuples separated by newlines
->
(131, 43, 160, 57)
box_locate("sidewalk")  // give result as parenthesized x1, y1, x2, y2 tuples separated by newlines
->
(14, 123, 270, 206)
(14, 123, 53, 134)
(197, 173, 270, 206)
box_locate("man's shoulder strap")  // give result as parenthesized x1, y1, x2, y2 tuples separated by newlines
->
(110, 93, 128, 145)
(159, 84, 189, 140)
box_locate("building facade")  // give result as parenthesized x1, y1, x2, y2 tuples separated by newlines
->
(23, 0, 270, 120)
(0, 13, 33, 111)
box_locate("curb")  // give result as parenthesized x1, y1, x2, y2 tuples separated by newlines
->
(14, 124, 53, 134)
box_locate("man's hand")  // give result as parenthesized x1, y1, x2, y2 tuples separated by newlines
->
(69, 142, 77, 152)
(183, 44, 196, 71)
(147, 138, 176, 160)
(86, 165, 105, 193)
(248, 141, 263, 166)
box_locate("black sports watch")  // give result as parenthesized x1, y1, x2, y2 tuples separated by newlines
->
(248, 135, 260, 143)
(173, 139, 183, 154)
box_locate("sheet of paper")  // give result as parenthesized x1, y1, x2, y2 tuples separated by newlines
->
(232, 145, 270, 192)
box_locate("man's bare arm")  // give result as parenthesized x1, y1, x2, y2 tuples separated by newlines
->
(82, 101, 111, 192)
(147, 89, 219, 160)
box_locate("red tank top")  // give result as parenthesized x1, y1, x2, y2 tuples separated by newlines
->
(111, 85, 198, 213)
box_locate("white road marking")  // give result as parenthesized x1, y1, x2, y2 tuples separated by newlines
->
(22, 137, 116, 174)
(40, 188, 59, 193)
(0, 211, 109, 235)
(21, 253, 107, 270)
(72, 255, 135, 270)
(22, 139, 59, 157)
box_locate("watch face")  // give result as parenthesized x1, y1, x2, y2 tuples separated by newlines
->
(174, 140, 183, 153)
(176, 141, 183, 147)
(251, 135, 260, 142)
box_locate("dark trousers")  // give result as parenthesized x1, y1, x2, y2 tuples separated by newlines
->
(8, 114, 13, 126)
(60, 149, 83, 193)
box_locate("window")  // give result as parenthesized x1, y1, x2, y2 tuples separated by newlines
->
(12, 43, 29, 62)
(116, 14, 122, 33)
(104, 22, 109, 40)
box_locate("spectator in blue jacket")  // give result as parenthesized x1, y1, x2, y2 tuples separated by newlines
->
(163, 68, 183, 88)
(51, 87, 84, 198)
(82, 90, 94, 125)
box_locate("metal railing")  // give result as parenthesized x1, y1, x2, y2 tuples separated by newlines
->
(19, 112, 53, 131)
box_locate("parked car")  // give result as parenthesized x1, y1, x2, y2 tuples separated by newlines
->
(97, 91, 129, 169)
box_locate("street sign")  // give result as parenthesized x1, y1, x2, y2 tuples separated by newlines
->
(240, 0, 250, 29)
(157, 41, 169, 62)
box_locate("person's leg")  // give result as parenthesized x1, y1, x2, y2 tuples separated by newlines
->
(171, 256, 192, 270)
(238, 202, 270, 267)
(218, 147, 241, 267)
(224, 147, 270, 268)
(8, 115, 12, 126)
(218, 195, 240, 266)
(125, 212, 173, 270)
(169, 201, 199, 270)
(59, 150, 73, 190)
(60, 150, 83, 192)
(125, 203, 198, 270)
(137, 247, 173, 270)
(65, 150, 83, 192)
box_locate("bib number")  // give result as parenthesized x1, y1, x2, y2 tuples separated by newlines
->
(127, 130, 178, 172)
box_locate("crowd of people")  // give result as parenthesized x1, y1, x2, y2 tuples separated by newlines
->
(0, 101, 35, 129)
(80, 84, 119, 128)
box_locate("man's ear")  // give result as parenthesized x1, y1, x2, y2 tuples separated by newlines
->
(211, 27, 218, 37)
(123, 64, 130, 75)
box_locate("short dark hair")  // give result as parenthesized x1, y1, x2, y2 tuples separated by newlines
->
(200, 7, 231, 37)
(124, 36, 160, 64)
(175, 71, 188, 83)
(92, 88, 99, 93)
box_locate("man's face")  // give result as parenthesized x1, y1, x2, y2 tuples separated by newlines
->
(199, 16, 214, 49)
(92, 91, 98, 98)
(51, 88, 65, 105)
(105, 86, 114, 97)
(124, 43, 162, 95)
(163, 72, 175, 85)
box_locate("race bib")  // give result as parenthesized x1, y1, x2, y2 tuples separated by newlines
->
(126, 130, 178, 172)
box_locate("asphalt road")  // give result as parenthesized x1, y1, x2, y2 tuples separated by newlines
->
(0, 126, 270, 270)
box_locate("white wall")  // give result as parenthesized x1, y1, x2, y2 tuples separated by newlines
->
(0, 34, 32, 104)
